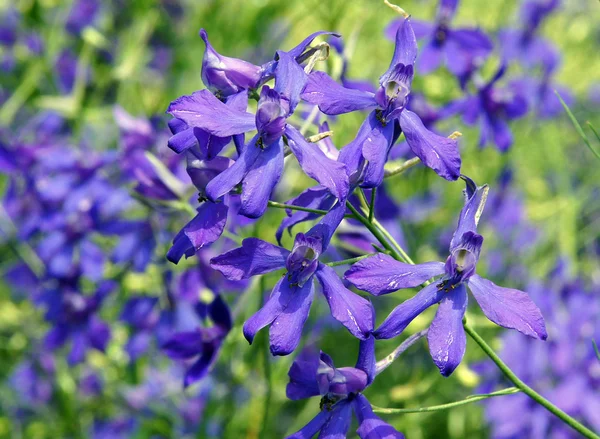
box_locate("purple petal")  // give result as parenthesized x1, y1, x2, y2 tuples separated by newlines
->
(330, 367, 368, 395)
(269, 280, 315, 355)
(274, 50, 307, 113)
(418, 41, 443, 74)
(276, 186, 335, 245)
(287, 31, 340, 61)
(167, 89, 255, 137)
(468, 274, 547, 339)
(449, 176, 488, 252)
(168, 124, 198, 154)
(80, 239, 105, 281)
(306, 201, 346, 251)
(240, 138, 284, 218)
(210, 238, 289, 281)
(166, 202, 228, 264)
(162, 331, 203, 359)
(205, 135, 261, 201)
(301, 71, 376, 115)
(400, 110, 461, 181)
(374, 282, 445, 339)
(385, 18, 433, 40)
(383, 17, 417, 81)
(285, 411, 329, 439)
(355, 335, 376, 385)
(287, 351, 321, 400)
(184, 345, 217, 388)
(427, 283, 468, 376)
(319, 401, 353, 438)
(361, 121, 395, 188)
(490, 117, 513, 152)
(243, 277, 290, 344)
(345, 253, 445, 296)
(316, 264, 374, 340)
(353, 394, 405, 439)
(285, 125, 349, 200)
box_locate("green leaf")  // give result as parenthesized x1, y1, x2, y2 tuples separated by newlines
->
(555, 91, 600, 161)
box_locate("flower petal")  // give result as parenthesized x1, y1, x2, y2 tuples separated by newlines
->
(427, 283, 468, 376)
(285, 125, 349, 200)
(243, 277, 291, 344)
(319, 401, 353, 438)
(345, 253, 445, 296)
(468, 274, 547, 339)
(183, 345, 217, 388)
(167, 89, 255, 137)
(285, 411, 329, 439)
(274, 50, 307, 113)
(374, 282, 445, 339)
(361, 121, 395, 188)
(205, 135, 262, 201)
(316, 264, 374, 340)
(210, 238, 288, 280)
(382, 17, 417, 83)
(240, 138, 284, 218)
(162, 331, 203, 359)
(269, 280, 315, 355)
(301, 71, 376, 115)
(353, 394, 405, 439)
(400, 110, 461, 181)
(287, 350, 321, 400)
(306, 201, 346, 251)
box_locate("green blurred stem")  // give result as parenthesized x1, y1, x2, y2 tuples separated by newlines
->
(593, 340, 600, 363)
(371, 387, 520, 414)
(384, 157, 421, 178)
(0, 61, 44, 126)
(326, 253, 377, 267)
(555, 91, 600, 161)
(464, 320, 600, 439)
(0, 203, 44, 278)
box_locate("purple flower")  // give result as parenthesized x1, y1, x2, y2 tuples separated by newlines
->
(210, 202, 374, 355)
(198, 28, 338, 98)
(386, 0, 492, 82)
(301, 17, 461, 185)
(120, 296, 160, 360)
(450, 65, 528, 151)
(65, 0, 99, 35)
(286, 336, 404, 438)
(345, 176, 547, 376)
(162, 295, 232, 387)
(42, 280, 114, 365)
(510, 75, 574, 120)
(168, 53, 349, 218)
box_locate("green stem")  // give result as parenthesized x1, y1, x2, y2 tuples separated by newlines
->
(384, 157, 421, 178)
(464, 321, 600, 439)
(368, 187, 376, 223)
(371, 217, 413, 264)
(345, 201, 402, 261)
(259, 276, 273, 439)
(268, 201, 329, 216)
(326, 253, 378, 267)
(372, 387, 521, 415)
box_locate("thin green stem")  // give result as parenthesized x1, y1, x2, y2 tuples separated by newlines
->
(593, 340, 600, 362)
(345, 201, 402, 261)
(368, 188, 377, 223)
(555, 91, 600, 161)
(326, 253, 378, 267)
(371, 217, 413, 264)
(372, 387, 521, 415)
(384, 157, 421, 179)
(464, 321, 600, 439)
(259, 276, 273, 439)
(268, 201, 329, 216)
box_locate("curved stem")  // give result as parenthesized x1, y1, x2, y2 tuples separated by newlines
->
(371, 217, 413, 264)
(375, 329, 428, 375)
(371, 387, 520, 415)
(384, 157, 421, 179)
(368, 187, 377, 223)
(464, 321, 600, 439)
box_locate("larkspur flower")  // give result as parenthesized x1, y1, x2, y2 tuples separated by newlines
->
(120, 296, 160, 361)
(162, 294, 232, 387)
(301, 17, 461, 186)
(345, 176, 547, 376)
(386, 0, 493, 85)
(210, 202, 374, 355)
(41, 279, 114, 365)
(168, 51, 349, 218)
(286, 336, 404, 438)
(449, 64, 528, 151)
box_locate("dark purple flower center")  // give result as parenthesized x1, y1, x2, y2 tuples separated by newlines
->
(286, 233, 322, 287)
